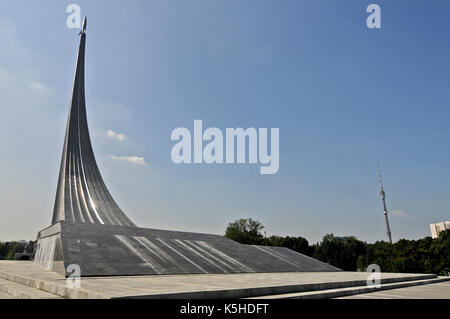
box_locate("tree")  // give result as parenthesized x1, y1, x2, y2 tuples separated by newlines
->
(4, 242, 25, 260)
(313, 234, 367, 271)
(0, 242, 6, 260)
(265, 236, 312, 256)
(224, 218, 264, 245)
(358, 230, 450, 275)
(429, 229, 450, 275)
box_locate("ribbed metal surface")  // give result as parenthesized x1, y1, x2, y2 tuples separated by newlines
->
(52, 19, 135, 227)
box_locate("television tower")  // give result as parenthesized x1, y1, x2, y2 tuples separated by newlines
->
(378, 165, 392, 243)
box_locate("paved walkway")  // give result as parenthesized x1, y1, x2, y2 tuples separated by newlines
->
(0, 290, 14, 299)
(339, 280, 450, 299)
(0, 261, 438, 299)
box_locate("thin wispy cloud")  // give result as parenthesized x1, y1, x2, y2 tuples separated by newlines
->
(391, 210, 411, 218)
(28, 81, 48, 93)
(105, 129, 127, 141)
(110, 155, 148, 166)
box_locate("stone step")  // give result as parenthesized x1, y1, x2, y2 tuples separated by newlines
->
(0, 261, 444, 299)
(0, 278, 64, 299)
(118, 273, 437, 298)
(0, 290, 14, 299)
(249, 277, 450, 299)
(0, 267, 438, 299)
(0, 271, 105, 299)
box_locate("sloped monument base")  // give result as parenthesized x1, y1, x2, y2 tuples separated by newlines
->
(34, 221, 339, 277)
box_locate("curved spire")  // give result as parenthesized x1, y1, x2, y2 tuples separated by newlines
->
(52, 19, 135, 227)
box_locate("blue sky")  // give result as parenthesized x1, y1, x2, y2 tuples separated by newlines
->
(0, 0, 449, 243)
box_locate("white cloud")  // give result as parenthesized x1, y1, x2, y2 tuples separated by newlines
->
(110, 155, 148, 166)
(105, 129, 127, 141)
(391, 210, 411, 218)
(28, 81, 49, 93)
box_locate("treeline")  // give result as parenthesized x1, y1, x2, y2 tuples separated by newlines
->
(0, 241, 30, 260)
(224, 218, 450, 275)
(313, 233, 450, 275)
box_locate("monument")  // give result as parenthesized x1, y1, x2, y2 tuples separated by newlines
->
(34, 18, 339, 277)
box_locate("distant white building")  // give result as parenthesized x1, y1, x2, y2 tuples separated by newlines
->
(430, 221, 450, 239)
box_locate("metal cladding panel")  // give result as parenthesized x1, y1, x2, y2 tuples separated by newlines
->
(34, 231, 65, 276)
(52, 18, 135, 227)
(56, 222, 340, 277)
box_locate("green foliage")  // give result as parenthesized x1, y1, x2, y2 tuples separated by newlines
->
(224, 218, 265, 245)
(312, 234, 367, 271)
(0, 241, 26, 260)
(0, 242, 6, 260)
(264, 236, 312, 256)
(313, 230, 450, 275)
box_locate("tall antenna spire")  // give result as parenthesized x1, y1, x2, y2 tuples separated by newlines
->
(378, 164, 392, 243)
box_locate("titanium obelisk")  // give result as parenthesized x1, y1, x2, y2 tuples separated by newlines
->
(52, 17, 135, 227)
(378, 165, 392, 243)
